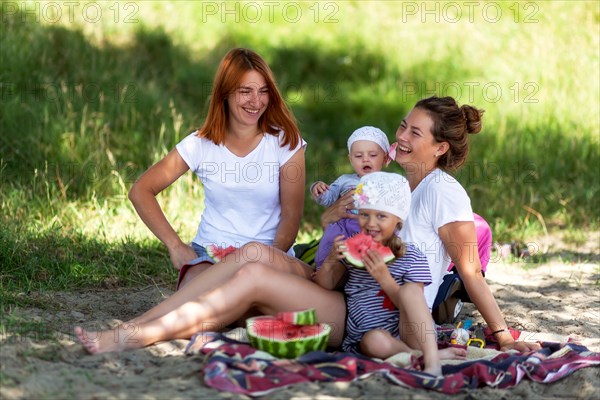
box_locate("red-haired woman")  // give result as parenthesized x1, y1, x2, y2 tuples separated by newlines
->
(128, 48, 310, 291)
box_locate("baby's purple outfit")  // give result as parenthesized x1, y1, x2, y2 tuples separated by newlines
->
(312, 174, 361, 267)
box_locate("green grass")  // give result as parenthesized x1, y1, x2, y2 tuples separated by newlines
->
(0, 220, 174, 303)
(1, 1, 598, 307)
(0, 313, 57, 344)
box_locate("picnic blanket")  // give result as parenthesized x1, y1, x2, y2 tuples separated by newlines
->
(186, 330, 600, 397)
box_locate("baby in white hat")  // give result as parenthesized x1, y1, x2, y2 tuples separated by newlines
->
(311, 126, 392, 267)
(311, 126, 391, 205)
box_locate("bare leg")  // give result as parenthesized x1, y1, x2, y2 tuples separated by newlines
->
(359, 329, 466, 364)
(128, 263, 212, 326)
(132, 243, 312, 325)
(179, 243, 311, 291)
(396, 283, 467, 375)
(75, 262, 346, 354)
(177, 263, 212, 290)
(127, 262, 213, 326)
(360, 329, 412, 357)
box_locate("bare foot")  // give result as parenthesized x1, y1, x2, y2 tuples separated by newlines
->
(439, 346, 467, 360)
(74, 324, 143, 354)
(423, 365, 443, 376)
(75, 326, 99, 354)
(422, 347, 467, 376)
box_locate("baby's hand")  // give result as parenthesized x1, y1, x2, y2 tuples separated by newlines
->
(311, 181, 330, 198)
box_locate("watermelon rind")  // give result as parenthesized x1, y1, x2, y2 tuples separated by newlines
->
(246, 316, 331, 359)
(206, 245, 236, 262)
(276, 308, 317, 326)
(343, 232, 395, 268)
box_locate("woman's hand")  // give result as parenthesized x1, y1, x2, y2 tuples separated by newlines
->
(500, 341, 543, 352)
(495, 331, 542, 352)
(320, 191, 357, 228)
(167, 242, 199, 270)
(129, 149, 192, 267)
(439, 221, 543, 354)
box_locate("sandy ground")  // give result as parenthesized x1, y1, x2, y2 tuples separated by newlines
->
(1, 244, 599, 399)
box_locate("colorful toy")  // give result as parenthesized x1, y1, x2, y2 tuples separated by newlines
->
(467, 338, 485, 348)
(450, 320, 486, 347)
(450, 322, 470, 345)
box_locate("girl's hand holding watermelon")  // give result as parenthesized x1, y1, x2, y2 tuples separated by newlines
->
(312, 235, 347, 290)
(362, 249, 393, 286)
(329, 235, 347, 260)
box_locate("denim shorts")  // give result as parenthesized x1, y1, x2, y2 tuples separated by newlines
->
(189, 242, 215, 265)
(176, 243, 215, 289)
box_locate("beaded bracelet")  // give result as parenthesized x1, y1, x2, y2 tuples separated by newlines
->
(491, 328, 510, 335)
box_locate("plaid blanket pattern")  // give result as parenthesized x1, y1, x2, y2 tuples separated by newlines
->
(191, 332, 600, 396)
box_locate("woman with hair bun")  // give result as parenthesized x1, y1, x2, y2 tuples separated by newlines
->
(394, 96, 540, 352)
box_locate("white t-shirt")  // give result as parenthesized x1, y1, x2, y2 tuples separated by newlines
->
(400, 168, 474, 308)
(176, 131, 306, 251)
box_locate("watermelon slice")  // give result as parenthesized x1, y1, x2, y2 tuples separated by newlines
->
(276, 308, 317, 326)
(343, 232, 395, 268)
(246, 311, 331, 359)
(206, 245, 236, 262)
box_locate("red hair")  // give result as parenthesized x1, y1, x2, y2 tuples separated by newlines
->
(197, 48, 300, 149)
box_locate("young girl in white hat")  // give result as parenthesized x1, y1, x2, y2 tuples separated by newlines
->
(314, 171, 465, 376)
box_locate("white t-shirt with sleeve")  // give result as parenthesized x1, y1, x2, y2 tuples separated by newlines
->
(176, 131, 306, 251)
(400, 168, 474, 308)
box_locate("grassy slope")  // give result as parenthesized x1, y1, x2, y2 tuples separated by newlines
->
(0, 1, 598, 303)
